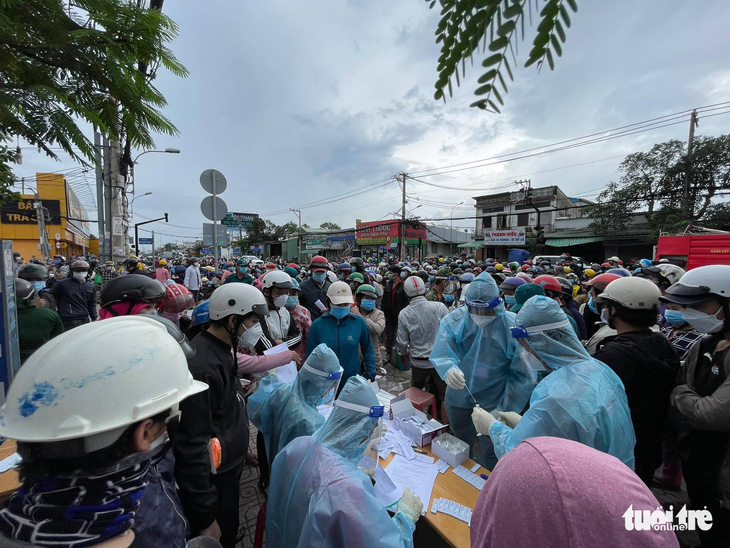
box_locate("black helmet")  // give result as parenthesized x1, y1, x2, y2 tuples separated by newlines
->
(124, 258, 139, 269)
(69, 259, 90, 271)
(416, 270, 429, 283)
(100, 274, 166, 308)
(349, 257, 364, 269)
(555, 276, 574, 298)
(14, 278, 34, 301)
(18, 264, 49, 281)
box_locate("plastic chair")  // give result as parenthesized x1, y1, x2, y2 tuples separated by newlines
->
(400, 387, 437, 419)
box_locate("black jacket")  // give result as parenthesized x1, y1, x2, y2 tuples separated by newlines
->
(594, 329, 680, 481)
(173, 330, 249, 531)
(381, 279, 409, 320)
(564, 300, 587, 340)
(299, 278, 332, 320)
(47, 277, 97, 321)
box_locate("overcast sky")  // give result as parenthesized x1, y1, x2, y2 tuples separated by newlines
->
(16, 0, 730, 247)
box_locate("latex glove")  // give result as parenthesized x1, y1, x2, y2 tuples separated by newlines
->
(397, 488, 423, 522)
(472, 406, 496, 436)
(498, 411, 523, 429)
(445, 367, 466, 390)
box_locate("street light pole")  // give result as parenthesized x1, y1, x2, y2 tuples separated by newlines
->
(130, 148, 181, 194)
(129, 191, 152, 218)
(450, 201, 464, 256)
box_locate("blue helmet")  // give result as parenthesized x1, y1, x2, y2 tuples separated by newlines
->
(606, 268, 632, 277)
(290, 277, 301, 291)
(191, 300, 210, 325)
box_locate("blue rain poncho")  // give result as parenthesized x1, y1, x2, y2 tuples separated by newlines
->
(248, 343, 343, 466)
(489, 296, 637, 469)
(266, 376, 416, 548)
(431, 272, 533, 412)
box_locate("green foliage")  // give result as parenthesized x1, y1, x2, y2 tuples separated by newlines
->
(427, 0, 578, 111)
(0, 0, 187, 170)
(246, 218, 300, 243)
(319, 221, 341, 230)
(585, 135, 730, 235)
(0, 132, 21, 205)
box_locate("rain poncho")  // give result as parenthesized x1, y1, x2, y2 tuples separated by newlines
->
(431, 273, 533, 412)
(471, 437, 678, 548)
(248, 343, 343, 466)
(266, 376, 416, 548)
(490, 296, 636, 469)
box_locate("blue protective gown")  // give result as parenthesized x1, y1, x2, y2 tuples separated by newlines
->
(248, 343, 341, 466)
(266, 376, 416, 548)
(490, 296, 637, 469)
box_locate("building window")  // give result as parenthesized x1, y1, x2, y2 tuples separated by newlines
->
(517, 213, 529, 226)
(482, 216, 492, 229)
(497, 214, 508, 229)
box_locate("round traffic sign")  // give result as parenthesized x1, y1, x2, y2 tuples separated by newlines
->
(200, 196, 228, 221)
(386, 235, 391, 242)
(54, 232, 61, 240)
(55, 242, 61, 249)
(200, 169, 227, 195)
(60, 243, 67, 249)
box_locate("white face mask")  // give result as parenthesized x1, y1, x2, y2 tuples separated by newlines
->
(683, 307, 724, 334)
(470, 312, 496, 328)
(239, 323, 264, 348)
(73, 271, 87, 280)
(273, 294, 289, 309)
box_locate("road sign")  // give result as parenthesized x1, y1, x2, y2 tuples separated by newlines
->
(202, 247, 210, 254)
(54, 233, 61, 240)
(200, 196, 228, 221)
(60, 243, 67, 249)
(55, 242, 61, 248)
(200, 169, 227, 195)
(221, 212, 259, 227)
(138, 237, 153, 245)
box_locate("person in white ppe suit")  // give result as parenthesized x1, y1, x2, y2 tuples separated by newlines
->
(431, 272, 533, 470)
(471, 295, 636, 469)
(266, 375, 423, 548)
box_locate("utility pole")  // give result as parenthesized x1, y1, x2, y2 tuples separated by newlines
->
(682, 109, 699, 220)
(108, 139, 127, 263)
(102, 136, 113, 261)
(399, 172, 406, 261)
(152, 230, 155, 256)
(33, 194, 51, 261)
(94, 131, 107, 261)
(290, 208, 302, 262)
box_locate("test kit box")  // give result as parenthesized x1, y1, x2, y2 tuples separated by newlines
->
(389, 395, 448, 447)
(431, 433, 469, 468)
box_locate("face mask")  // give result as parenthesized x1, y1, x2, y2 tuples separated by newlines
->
(360, 299, 376, 311)
(588, 296, 598, 314)
(32, 281, 46, 292)
(330, 305, 350, 319)
(312, 271, 326, 283)
(273, 294, 289, 309)
(504, 295, 517, 307)
(239, 323, 263, 348)
(337, 274, 344, 280)
(664, 310, 687, 327)
(228, 267, 235, 271)
(286, 296, 299, 308)
(73, 271, 87, 280)
(683, 307, 724, 334)
(428, 275, 434, 283)
(443, 294, 455, 304)
(470, 313, 497, 328)
(600, 308, 610, 325)
(400, 272, 407, 279)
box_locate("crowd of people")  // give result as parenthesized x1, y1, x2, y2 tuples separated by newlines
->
(3, 249, 729, 547)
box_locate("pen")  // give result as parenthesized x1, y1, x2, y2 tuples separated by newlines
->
(480, 474, 489, 480)
(414, 449, 427, 455)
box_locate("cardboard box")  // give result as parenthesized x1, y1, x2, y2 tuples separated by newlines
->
(390, 395, 448, 447)
(431, 433, 469, 468)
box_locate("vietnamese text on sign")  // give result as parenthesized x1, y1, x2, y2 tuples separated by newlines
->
(483, 229, 526, 246)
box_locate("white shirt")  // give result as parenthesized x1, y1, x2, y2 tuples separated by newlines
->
(184, 264, 202, 291)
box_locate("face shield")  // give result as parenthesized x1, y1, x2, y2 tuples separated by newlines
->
(442, 279, 459, 296)
(333, 399, 385, 475)
(466, 296, 501, 328)
(509, 318, 570, 382)
(300, 361, 343, 407)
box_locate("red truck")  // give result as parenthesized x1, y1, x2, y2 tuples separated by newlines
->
(655, 233, 730, 270)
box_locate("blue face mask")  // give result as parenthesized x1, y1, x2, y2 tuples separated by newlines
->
(588, 296, 598, 314)
(312, 271, 326, 283)
(239, 267, 248, 274)
(330, 305, 350, 319)
(286, 296, 299, 308)
(337, 274, 344, 280)
(32, 281, 46, 293)
(664, 310, 687, 327)
(428, 275, 434, 282)
(504, 295, 517, 307)
(600, 308, 610, 325)
(443, 294, 455, 304)
(228, 267, 235, 271)
(360, 299, 376, 311)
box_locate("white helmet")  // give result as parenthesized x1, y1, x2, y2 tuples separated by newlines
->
(326, 271, 338, 283)
(208, 283, 269, 320)
(662, 265, 730, 305)
(0, 316, 207, 446)
(403, 275, 427, 297)
(641, 264, 685, 286)
(595, 277, 662, 310)
(327, 280, 353, 305)
(261, 270, 293, 290)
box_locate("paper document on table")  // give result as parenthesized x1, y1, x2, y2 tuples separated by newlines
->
(413, 454, 435, 464)
(384, 455, 438, 515)
(377, 422, 417, 460)
(373, 465, 402, 507)
(263, 343, 297, 383)
(0, 452, 21, 473)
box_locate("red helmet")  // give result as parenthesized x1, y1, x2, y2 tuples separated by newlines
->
(160, 282, 194, 313)
(584, 273, 621, 292)
(287, 262, 299, 269)
(309, 255, 328, 272)
(521, 264, 530, 271)
(532, 275, 563, 293)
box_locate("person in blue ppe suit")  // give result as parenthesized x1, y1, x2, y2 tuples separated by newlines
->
(431, 272, 533, 470)
(266, 375, 423, 548)
(471, 295, 637, 469)
(248, 343, 343, 467)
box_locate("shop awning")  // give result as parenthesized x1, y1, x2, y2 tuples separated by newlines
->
(544, 236, 605, 247)
(457, 241, 484, 248)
